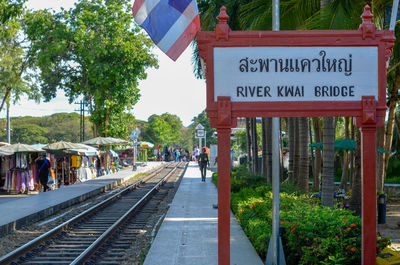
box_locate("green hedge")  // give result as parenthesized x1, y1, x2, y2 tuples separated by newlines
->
(212, 168, 390, 264)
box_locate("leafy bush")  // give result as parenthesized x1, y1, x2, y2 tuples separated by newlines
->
(212, 166, 269, 192)
(223, 167, 390, 264)
(386, 155, 400, 182)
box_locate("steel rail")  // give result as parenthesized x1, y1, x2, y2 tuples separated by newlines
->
(70, 163, 181, 265)
(0, 163, 170, 264)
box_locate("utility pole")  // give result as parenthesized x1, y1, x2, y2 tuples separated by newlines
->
(6, 103, 10, 144)
(74, 100, 88, 142)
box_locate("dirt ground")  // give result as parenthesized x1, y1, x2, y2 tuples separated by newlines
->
(378, 197, 400, 251)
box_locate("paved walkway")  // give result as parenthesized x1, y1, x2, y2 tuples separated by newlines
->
(0, 162, 162, 236)
(143, 162, 264, 265)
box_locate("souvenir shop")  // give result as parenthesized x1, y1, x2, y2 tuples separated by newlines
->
(48, 147, 100, 187)
(1, 152, 41, 194)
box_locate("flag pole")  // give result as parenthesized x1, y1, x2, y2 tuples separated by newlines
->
(390, 0, 399, 31)
(266, 0, 286, 264)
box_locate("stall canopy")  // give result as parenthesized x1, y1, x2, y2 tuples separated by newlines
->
(31, 144, 46, 149)
(68, 144, 99, 156)
(0, 143, 44, 154)
(0, 145, 14, 156)
(309, 139, 356, 151)
(82, 137, 128, 146)
(43, 141, 85, 151)
(309, 139, 390, 153)
(137, 141, 154, 149)
(0, 142, 9, 147)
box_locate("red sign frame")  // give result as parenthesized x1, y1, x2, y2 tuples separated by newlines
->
(197, 5, 395, 265)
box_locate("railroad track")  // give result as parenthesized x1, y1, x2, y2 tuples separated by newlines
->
(0, 162, 187, 265)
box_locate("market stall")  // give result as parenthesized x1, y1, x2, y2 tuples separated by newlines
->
(68, 144, 99, 182)
(43, 141, 86, 187)
(82, 137, 128, 175)
(0, 144, 43, 194)
(137, 141, 154, 164)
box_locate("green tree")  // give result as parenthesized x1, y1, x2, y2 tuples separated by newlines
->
(0, 6, 42, 113)
(23, 0, 158, 137)
(143, 113, 183, 147)
(0, 113, 94, 144)
(108, 112, 136, 140)
(160, 113, 183, 144)
(180, 128, 194, 151)
(12, 123, 48, 144)
(0, 0, 25, 24)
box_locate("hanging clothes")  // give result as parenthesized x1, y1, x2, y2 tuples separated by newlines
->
(71, 155, 81, 168)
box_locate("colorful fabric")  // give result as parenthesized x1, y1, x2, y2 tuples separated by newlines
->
(132, 0, 200, 61)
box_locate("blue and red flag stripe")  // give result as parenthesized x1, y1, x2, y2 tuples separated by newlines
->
(132, 0, 200, 61)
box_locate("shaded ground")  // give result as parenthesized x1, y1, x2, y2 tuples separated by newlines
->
(378, 197, 400, 251)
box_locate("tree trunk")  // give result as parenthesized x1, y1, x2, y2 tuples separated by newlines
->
(104, 106, 110, 137)
(321, 117, 335, 207)
(376, 126, 385, 192)
(262, 118, 267, 180)
(0, 87, 12, 113)
(251, 118, 259, 174)
(382, 79, 399, 191)
(340, 151, 349, 191)
(349, 126, 362, 216)
(288, 118, 295, 184)
(266, 118, 272, 182)
(262, 118, 272, 182)
(395, 114, 400, 148)
(312, 117, 322, 190)
(294, 118, 300, 186)
(350, 117, 355, 191)
(246, 118, 252, 172)
(320, 0, 329, 9)
(298, 117, 309, 192)
(340, 117, 350, 191)
(309, 118, 314, 187)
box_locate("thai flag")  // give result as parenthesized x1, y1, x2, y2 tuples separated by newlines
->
(132, 0, 200, 61)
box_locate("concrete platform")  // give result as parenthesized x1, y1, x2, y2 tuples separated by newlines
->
(143, 162, 264, 265)
(0, 162, 162, 236)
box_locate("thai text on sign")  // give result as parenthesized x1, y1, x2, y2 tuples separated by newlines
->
(213, 47, 378, 102)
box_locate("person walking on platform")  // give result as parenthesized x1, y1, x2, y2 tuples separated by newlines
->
(35, 153, 50, 192)
(198, 147, 209, 182)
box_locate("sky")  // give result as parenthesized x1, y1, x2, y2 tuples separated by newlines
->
(6, 0, 207, 127)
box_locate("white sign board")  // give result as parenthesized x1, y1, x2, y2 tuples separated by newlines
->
(214, 47, 378, 102)
(130, 128, 140, 140)
(196, 129, 205, 138)
(196, 124, 205, 130)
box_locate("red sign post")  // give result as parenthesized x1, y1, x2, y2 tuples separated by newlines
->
(197, 5, 395, 265)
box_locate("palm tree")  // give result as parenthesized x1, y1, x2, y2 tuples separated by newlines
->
(379, 23, 400, 192)
(321, 117, 335, 207)
(262, 117, 272, 182)
(288, 117, 295, 184)
(349, 126, 362, 215)
(312, 118, 322, 190)
(339, 117, 350, 191)
(246, 117, 252, 172)
(298, 117, 309, 192)
(294, 118, 300, 186)
(251, 117, 259, 174)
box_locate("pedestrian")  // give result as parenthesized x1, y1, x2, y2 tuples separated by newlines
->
(163, 145, 169, 162)
(35, 153, 50, 192)
(96, 155, 102, 177)
(198, 147, 209, 182)
(195, 146, 200, 161)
